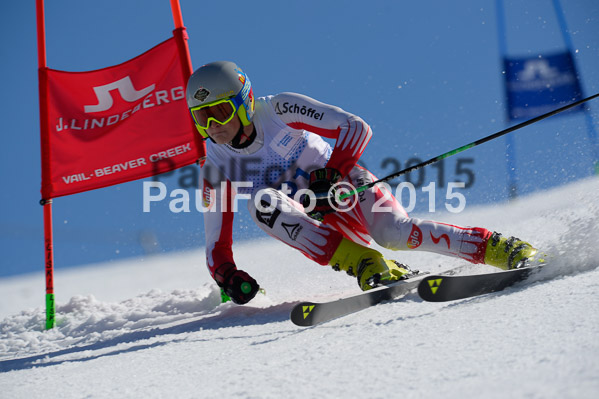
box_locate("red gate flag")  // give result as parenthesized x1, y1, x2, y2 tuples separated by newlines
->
(40, 36, 203, 199)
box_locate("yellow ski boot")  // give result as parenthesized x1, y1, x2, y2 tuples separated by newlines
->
(484, 232, 538, 270)
(329, 238, 412, 291)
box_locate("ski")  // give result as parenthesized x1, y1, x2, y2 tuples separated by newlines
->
(289, 277, 420, 327)
(290, 267, 466, 327)
(417, 265, 542, 302)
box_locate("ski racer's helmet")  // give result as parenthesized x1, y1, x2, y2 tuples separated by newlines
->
(186, 61, 255, 138)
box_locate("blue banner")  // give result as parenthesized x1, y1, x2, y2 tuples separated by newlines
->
(504, 51, 583, 121)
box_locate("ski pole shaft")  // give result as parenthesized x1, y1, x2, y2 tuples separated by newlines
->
(340, 92, 599, 200)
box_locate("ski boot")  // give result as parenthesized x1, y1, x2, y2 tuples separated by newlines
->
(329, 238, 413, 291)
(484, 232, 538, 270)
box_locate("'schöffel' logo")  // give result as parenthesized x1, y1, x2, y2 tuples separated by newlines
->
(407, 225, 423, 249)
(274, 102, 324, 121)
(84, 76, 155, 113)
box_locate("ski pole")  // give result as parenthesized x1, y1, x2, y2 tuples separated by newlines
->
(339, 91, 599, 200)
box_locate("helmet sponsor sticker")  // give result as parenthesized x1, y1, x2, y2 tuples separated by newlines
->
(194, 87, 211, 102)
(215, 90, 235, 99)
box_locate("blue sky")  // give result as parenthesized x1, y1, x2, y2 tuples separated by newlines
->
(1, 0, 598, 277)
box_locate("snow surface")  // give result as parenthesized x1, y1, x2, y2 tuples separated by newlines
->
(1, 177, 599, 398)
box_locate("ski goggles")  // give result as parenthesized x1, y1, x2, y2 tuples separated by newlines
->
(189, 90, 245, 130)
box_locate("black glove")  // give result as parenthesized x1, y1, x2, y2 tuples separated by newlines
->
(302, 167, 342, 220)
(215, 263, 260, 305)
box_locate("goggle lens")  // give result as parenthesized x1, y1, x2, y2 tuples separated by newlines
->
(191, 101, 236, 129)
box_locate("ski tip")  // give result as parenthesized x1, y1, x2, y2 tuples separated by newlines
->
(290, 302, 318, 327)
(417, 275, 446, 302)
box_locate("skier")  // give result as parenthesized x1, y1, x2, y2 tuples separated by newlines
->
(186, 61, 538, 304)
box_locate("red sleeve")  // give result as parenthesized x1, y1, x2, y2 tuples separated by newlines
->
(201, 164, 236, 281)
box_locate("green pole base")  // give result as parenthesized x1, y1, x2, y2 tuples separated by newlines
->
(45, 293, 55, 330)
(220, 288, 231, 304)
